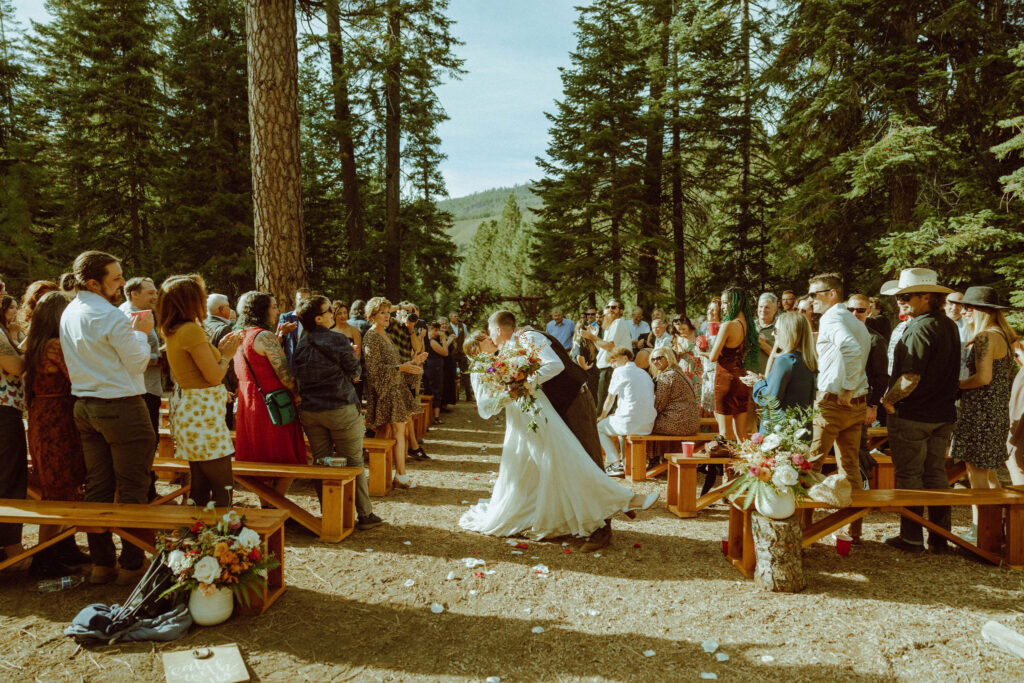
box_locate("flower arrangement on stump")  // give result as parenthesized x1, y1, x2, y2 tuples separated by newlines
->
(157, 503, 280, 624)
(725, 399, 818, 519)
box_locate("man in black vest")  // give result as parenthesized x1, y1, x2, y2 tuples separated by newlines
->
(488, 310, 615, 552)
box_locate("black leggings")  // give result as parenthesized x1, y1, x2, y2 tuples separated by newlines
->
(189, 456, 233, 507)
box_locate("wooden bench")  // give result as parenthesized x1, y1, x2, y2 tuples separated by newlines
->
(151, 458, 360, 543)
(622, 433, 718, 482)
(665, 453, 896, 518)
(724, 488, 1024, 577)
(416, 395, 434, 438)
(0, 499, 289, 613)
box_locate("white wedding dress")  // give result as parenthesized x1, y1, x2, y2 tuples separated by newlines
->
(458, 365, 635, 539)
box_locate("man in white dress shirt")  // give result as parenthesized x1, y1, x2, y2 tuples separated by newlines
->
(626, 307, 651, 349)
(60, 251, 157, 585)
(119, 277, 163, 444)
(582, 299, 633, 409)
(807, 273, 871, 497)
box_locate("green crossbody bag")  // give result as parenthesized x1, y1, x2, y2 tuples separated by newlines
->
(242, 351, 297, 426)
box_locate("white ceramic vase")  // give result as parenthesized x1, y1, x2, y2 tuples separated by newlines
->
(188, 586, 234, 626)
(755, 486, 796, 520)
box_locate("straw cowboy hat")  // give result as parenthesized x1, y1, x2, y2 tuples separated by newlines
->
(959, 285, 1009, 310)
(879, 268, 954, 296)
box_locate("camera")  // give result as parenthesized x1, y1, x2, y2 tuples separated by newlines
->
(407, 312, 419, 323)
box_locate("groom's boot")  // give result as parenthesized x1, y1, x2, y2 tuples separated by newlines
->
(581, 520, 611, 553)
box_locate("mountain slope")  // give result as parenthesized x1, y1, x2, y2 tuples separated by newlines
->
(438, 183, 542, 249)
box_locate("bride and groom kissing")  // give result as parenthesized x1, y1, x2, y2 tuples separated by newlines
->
(458, 310, 659, 552)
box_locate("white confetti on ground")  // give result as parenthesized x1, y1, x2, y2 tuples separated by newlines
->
(531, 626, 544, 634)
(430, 603, 444, 614)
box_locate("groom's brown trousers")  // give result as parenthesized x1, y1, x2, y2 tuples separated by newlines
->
(561, 386, 604, 474)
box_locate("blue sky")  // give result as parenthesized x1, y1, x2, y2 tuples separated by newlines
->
(13, 0, 578, 199)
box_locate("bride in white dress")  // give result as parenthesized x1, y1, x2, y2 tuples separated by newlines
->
(458, 331, 656, 539)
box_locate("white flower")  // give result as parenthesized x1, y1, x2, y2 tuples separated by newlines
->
(205, 501, 216, 511)
(789, 418, 802, 427)
(760, 433, 783, 452)
(236, 527, 261, 551)
(192, 556, 220, 584)
(772, 464, 799, 487)
(165, 549, 192, 574)
(794, 428, 812, 441)
(773, 425, 784, 433)
(222, 510, 241, 527)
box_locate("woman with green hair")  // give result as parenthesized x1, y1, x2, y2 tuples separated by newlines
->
(707, 286, 759, 442)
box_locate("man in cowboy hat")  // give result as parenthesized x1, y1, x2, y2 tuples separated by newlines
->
(879, 268, 960, 554)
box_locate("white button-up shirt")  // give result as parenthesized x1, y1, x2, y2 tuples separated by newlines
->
(608, 362, 657, 434)
(60, 291, 151, 399)
(596, 318, 633, 369)
(626, 319, 651, 342)
(815, 303, 871, 397)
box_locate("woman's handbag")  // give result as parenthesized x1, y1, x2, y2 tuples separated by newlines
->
(241, 351, 296, 426)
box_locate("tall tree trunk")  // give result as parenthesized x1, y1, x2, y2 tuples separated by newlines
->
(325, 0, 367, 296)
(737, 0, 753, 288)
(638, 0, 670, 313)
(246, 0, 306, 306)
(383, 0, 402, 300)
(670, 44, 685, 313)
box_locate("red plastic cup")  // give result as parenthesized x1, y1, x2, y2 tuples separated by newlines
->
(835, 534, 852, 557)
(709, 321, 720, 336)
(680, 442, 695, 457)
(721, 538, 729, 555)
(129, 309, 151, 320)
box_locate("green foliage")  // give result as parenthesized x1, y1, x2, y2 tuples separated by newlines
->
(459, 193, 536, 316)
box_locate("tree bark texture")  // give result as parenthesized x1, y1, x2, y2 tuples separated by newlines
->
(383, 1, 402, 301)
(670, 44, 685, 312)
(246, 0, 307, 306)
(751, 512, 805, 593)
(325, 0, 367, 296)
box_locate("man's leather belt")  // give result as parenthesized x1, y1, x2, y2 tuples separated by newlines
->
(817, 392, 866, 405)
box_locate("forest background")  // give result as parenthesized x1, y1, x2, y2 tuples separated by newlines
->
(2, 0, 1024, 324)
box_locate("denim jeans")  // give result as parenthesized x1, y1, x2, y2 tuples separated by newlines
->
(300, 404, 372, 518)
(887, 414, 954, 545)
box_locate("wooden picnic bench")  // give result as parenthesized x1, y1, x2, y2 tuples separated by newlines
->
(724, 488, 1024, 577)
(0, 499, 289, 613)
(151, 458, 360, 543)
(622, 433, 718, 482)
(415, 395, 434, 438)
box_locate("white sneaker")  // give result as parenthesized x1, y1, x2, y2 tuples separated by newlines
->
(958, 525, 977, 544)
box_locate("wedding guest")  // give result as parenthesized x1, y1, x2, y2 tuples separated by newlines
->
(807, 273, 870, 496)
(951, 287, 1018, 543)
(706, 287, 758, 442)
(233, 291, 305, 500)
(293, 296, 382, 530)
(363, 297, 427, 488)
(945, 291, 971, 378)
(348, 299, 370, 336)
(17, 280, 58, 335)
(204, 293, 237, 429)
(59, 272, 77, 293)
(741, 311, 816, 432)
(545, 308, 575, 351)
(582, 299, 632, 408)
(423, 322, 448, 424)
(23, 291, 91, 577)
(649, 348, 699, 437)
(331, 301, 362, 352)
(0, 299, 28, 573)
(571, 320, 600, 402)
(880, 268, 960, 554)
(440, 318, 458, 409)
(60, 251, 155, 585)
(120, 277, 163, 443)
(847, 293, 891, 483)
(1, 296, 21, 344)
(646, 317, 674, 350)
(697, 298, 722, 414)
(387, 302, 428, 459)
(670, 316, 701, 394)
(650, 308, 666, 323)
(780, 290, 797, 312)
(448, 311, 474, 401)
(627, 307, 651, 350)
(160, 275, 241, 508)
(597, 347, 656, 476)
(755, 293, 778, 375)
(796, 296, 815, 330)
(585, 306, 601, 335)
(278, 288, 310, 365)
(1007, 341, 1024, 486)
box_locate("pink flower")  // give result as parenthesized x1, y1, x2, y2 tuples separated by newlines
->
(792, 454, 805, 466)
(749, 465, 761, 477)
(800, 460, 811, 471)
(750, 433, 764, 444)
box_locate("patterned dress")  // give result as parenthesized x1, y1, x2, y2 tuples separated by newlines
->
(652, 367, 700, 436)
(233, 328, 306, 465)
(952, 331, 1014, 469)
(363, 328, 419, 429)
(166, 322, 234, 462)
(27, 339, 86, 501)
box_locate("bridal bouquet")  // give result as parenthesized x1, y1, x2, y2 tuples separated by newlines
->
(156, 504, 280, 607)
(470, 338, 545, 431)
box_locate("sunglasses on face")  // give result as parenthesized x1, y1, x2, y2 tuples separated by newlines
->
(651, 355, 667, 362)
(896, 293, 919, 303)
(807, 288, 831, 298)
(847, 307, 867, 314)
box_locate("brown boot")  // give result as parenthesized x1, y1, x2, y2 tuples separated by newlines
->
(581, 522, 611, 553)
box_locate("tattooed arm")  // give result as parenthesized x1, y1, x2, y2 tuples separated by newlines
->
(0, 328, 24, 376)
(960, 332, 998, 390)
(254, 330, 298, 394)
(880, 373, 921, 414)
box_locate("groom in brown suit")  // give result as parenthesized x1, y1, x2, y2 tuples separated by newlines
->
(488, 310, 613, 552)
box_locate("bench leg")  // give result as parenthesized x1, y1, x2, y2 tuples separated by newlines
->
(628, 440, 647, 483)
(368, 449, 390, 497)
(320, 482, 344, 543)
(875, 462, 895, 489)
(726, 503, 755, 577)
(1006, 505, 1024, 569)
(0, 527, 76, 571)
(668, 462, 697, 518)
(235, 475, 323, 539)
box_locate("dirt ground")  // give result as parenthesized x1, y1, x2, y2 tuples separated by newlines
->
(2, 401, 1023, 682)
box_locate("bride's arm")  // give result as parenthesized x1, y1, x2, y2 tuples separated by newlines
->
(469, 366, 511, 419)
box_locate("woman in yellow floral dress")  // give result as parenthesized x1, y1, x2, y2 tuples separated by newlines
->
(158, 275, 242, 506)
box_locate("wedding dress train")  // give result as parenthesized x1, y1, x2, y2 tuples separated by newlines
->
(458, 373, 635, 539)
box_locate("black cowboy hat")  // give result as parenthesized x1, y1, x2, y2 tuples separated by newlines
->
(960, 286, 1008, 310)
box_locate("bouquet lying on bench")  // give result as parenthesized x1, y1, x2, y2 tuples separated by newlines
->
(157, 503, 280, 607)
(725, 399, 819, 515)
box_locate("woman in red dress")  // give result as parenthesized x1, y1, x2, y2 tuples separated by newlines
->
(233, 292, 305, 498)
(23, 291, 91, 576)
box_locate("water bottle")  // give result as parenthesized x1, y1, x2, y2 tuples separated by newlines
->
(321, 457, 348, 467)
(38, 575, 85, 592)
